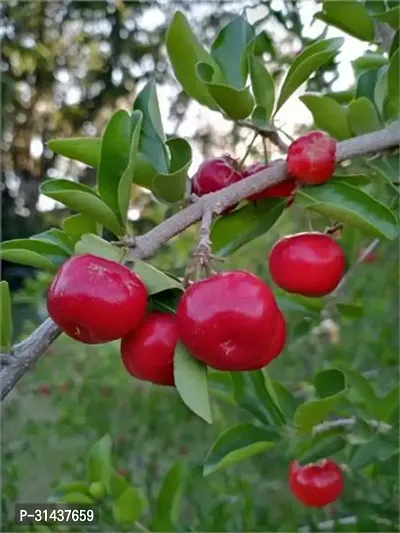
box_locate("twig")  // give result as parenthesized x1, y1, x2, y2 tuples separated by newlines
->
(239, 131, 258, 167)
(236, 119, 289, 152)
(184, 207, 214, 285)
(312, 417, 392, 436)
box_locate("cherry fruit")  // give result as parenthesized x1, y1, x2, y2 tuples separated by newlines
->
(287, 132, 336, 185)
(47, 254, 148, 344)
(289, 459, 344, 508)
(242, 162, 295, 202)
(176, 270, 286, 371)
(121, 312, 179, 386)
(268, 233, 345, 297)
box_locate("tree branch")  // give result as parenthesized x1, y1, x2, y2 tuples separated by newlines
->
(1, 124, 399, 401)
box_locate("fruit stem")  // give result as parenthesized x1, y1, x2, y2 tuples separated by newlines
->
(239, 132, 258, 168)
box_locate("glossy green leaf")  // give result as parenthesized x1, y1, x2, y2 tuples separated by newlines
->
(316, 1, 374, 42)
(332, 174, 371, 188)
(294, 393, 346, 433)
(389, 29, 400, 58)
(275, 37, 344, 113)
(356, 68, 380, 103)
(0, 281, 13, 351)
(298, 433, 347, 465)
(87, 434, 112, 491)
(377, 385, 399, 422)
(74, 234, 124, 263)
(47, 137, 101, 167)
(313, 368, 347, 399)
(325, 89, 354, 104)
(0, 238, 69, 271)
(152, 137, 192, 203)
(249, 55, 275, 122)
(262, 369, 287, 423)
(254, 30, 276, 58)
(149, 289, 182, 314)
(269, 379, 298, 420)
(119, 111, 143, 220)
(54, 481, 91, 497)
(152, 462, 187, 532)
(165, 11, 219, 109)
(276, 294, 322, 316)
(33, 229, 75, 254)
(62, 214, 99, 244)
(373, 66, 389, 119)
(348, 97, 382, 134)
(300, 94, 352, 140)
(203, 423, 278, 476)
(126, 256, 183, 294)
(350, 435, 395, 469)
(174, 341, 212, 424)
(352, 53, 387, 72)
(388, 48, 400, 106)
(40, 179, 122, 236)
(336, 302, 364, 319)
(374, 7, 400, 30)
(345, 368, 378, 413)
(366, 154, 399, 190)
(109, 469, 130, 499)
(211, 198, 285, 256)
(60, 493, 94, 504)
(297, 181, 398, 240)
(211, 15, 255, 89)
(112, 486, 147, 526)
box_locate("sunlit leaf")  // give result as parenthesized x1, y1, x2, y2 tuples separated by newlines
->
(47, 137, 101, 167)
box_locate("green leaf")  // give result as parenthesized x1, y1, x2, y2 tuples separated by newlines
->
(294, 393, 346, 434)
(389, 29, 400, 58)
(350, 435, 394, 469)
(336, 302, 364, 319)
(388, 48, 400, 107)
(355, 68, 380, 103)
(344, 368, 378, 414)
(352, 53, 388, 72)
(313, 368, 347, 399)
(276, 294, 322, 316)
(109, 469, 130, 499)
(332, 174, 371, 188)
(296, 181, 398, 240)
(210, 15, 255, 89)
(97, 110, 131, 220)
(166, 11, 220, 110)
(62, 214, 99, 244)
(316, 1, 375, 42)
(152, 137, 192, 203)
(112, 486, 147, 526)
(203, 423, 279, 476)
(149, 289, 182, 314)
(348, 97, 382, 134)
(54, 481, 91, 497)
(325, 89, 354, 104)
(128, 258, 183, 295)
(249, 55, 275, 123)
(298, 433, 347, 465)
(366, 154, 399, 190)
(74, 234, 124, 263)
(60, 493, 94, 504)
(87, 434, 112, 491)
(133, 79, 169, 175)
(377, 385, 399, 422)
(374, 7, 400, 30)
(40, 179, 122, 236)
(196, 62, 254, 120)
(211, 198, 285, 257)
(47, 137, 101, 167)
(119, 111, 143, 220)
(152, 462, 187, 532)
(174, 341, 212, 424)
(300, 94, 352, 140)
(275, 37, 344, 113)
(268, 380, 298, 420)
(33, 229, 75, 254)
(0, 281, 13, 351)
(0, 238, 69, 271)
(373, 66, 389, 119)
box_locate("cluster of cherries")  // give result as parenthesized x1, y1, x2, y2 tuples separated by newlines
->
(46, 131, 344, 508)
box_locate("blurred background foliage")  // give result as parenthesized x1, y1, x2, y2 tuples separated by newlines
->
(1, 0, 398, 532)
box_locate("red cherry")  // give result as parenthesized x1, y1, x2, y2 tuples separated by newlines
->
(47, 254, 148, 344)
(192, 157, 242, 213)
(287, 132, 336, 185)
(121, 312, 178, 386)
(269, 233, 345, 297)
(38, 384, 51, 396)
(176, 270, 285, 371)
(242, 163, 296, 202)
(289, 459, 344, 508)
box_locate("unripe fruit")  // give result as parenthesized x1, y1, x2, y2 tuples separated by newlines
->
(177, 270, 285, 371)
(269, 233, 345, 297)
(242, 163, 295, 202)
(89, 482, 106, 500)
(289, 459, 343, 507)
(287, 132, 336, 185)
(121, 312, 179, 386)
(47, 254, 148, 344)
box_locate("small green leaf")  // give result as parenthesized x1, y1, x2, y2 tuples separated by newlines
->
(294, 393, 347, 434)
(152, 137, 192, 203)
(174, 341, 212, 424)
(268, 379, 298, 420)
(348, 97, 382, 134)
(366, 154, 399, 190)
(331, 174, 371, 188)
(40, 179, 122, 236)
(112, 486, 147, 526)
(317, 1, 375, 42)
(89, 482, 106, 500)
(149, 289, 182, 314)
(62, 214, 99, 244)
(74, 234, 124, 263)
(34, 229, 75, 254)
(0, 281, 13, 351)
(211, 198, 285, 257)
(344, 368, 378, 414)
(374, 7, 400, 30)
(313, 368, 347, 399)
(87, 434, 113, 491)
(300, 94, 352, 140)
(336, 302, 364, 319)
(350, 435, 389, 469)
(388, 48, 400, 107)
(275, 37, 344, 113)
(0, 239, 69, 271)
(47, 137, 101, 167)
(203, 422, 278, 476)
(129, 258, 183, 295)
(166, 11, 220, 110)
(377, 385, 399, 422)
(297, 181, 398, 240)
(356, 68, 380, 103)
(60, 493, 94, 504)
(298, 433, 347, 465)
(389, 29, 400, 58)
(54, 481, 91, 497)
(152, 462, 187, 532)
(352, 53, 388, 72)
(276, 294, 322, 316)
(109, 469, 130, 499)
(249, 55, 275, 122)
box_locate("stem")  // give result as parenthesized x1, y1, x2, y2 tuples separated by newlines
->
(239, 131, 258, 167)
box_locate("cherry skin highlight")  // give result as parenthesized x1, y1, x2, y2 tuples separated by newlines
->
(268, 233, 345, 297)
(287, 131, 336, 185)
(242, 162, 296, 202)
(176, 270, 285, 371)
(121, 312, 179, 386)
(47, 254, 148, 344)
(289, 459, 344, 508)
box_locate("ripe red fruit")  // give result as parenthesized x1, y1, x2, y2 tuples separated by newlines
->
(176, 270, 285, 371)
(289, 459, 344, 508)
(269, 233, 345, 297)
(287, 131, 336, 185)
(121, 312, 178, 386)
(242, 163, 296, 202)
(47, 254, 148, 344)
